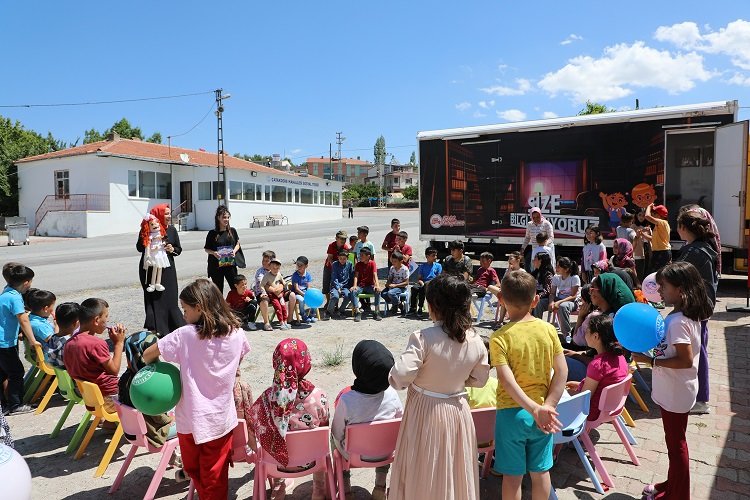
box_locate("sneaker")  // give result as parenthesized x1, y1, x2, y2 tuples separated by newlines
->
(690, 401, 711, 414)
(263, 323, 274, 331)
(290, 319, 301, 327)
(246, 322, 258, 331)
(406, 308, 417, 316)
(389, 305, 399, 316)
(308, 316, 317, 323)
(354, 313, 361, 323)
(175, 468, 190, 483)
(8, 404, 34, 415)
(280, 323, 290, 330)
(373, 312, 382, 321)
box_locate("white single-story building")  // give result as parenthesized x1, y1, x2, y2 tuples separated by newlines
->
(16, 135, 343, 237)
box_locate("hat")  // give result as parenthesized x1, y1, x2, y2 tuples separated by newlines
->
(270, 258, 282, 265)
(356, 225, 369, 234)
(335, 230, 348, 239)
(652, 205, 668, 218)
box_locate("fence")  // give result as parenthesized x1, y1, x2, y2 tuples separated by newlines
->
(34, 194, 110, 229)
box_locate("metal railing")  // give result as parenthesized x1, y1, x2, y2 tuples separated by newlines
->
(34, 194, 110, 229)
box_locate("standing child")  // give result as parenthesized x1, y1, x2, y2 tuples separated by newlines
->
(490, 270, 567, 500)
(226, 274, 258, 331)
(328, 250, 355, 320)
(393, 231, 413, 268)
(616, 212, 637, 243)
(645, 204, 672, 274)
(143, 279, 250, 500)
(261, 258, 294, 330)
(348, 235, 358, 253)
(350, 248, 382, 321)
(25, 289, 67, 365)
(382, 251, 410, 316)
(408, 247, 442, 318)
(388, 274, 490, 500)
(582, 225, 607, 284)
(291, 256, 315, 323)
(634, 211, 654, 281)
(549, 257, 581, 342)
(531, 252, 555, 318)
(332, 340, 403, 500)
(531, 232, 556, 266)
(0, 263, 40, 415)
(381, 219, 401, 262)
(632, 262, 713, 500)
(353, 226, 376, 263)
(248, 338, 330, 500)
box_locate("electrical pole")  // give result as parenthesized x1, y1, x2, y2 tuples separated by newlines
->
(215, 89, 229, 207)
(336, 131, 345, 183)
(329, 143, 333, 180)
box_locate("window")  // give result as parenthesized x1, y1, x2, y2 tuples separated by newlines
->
(333, 192, 340, 205)
(405, 177, 413, 185)
(393, 177, 400, 185)
(156, 172, 171, 199)
(314, 190, 319, 204)
(324, 191, 333, 205)
(134, 170, 171, 199)
(265, 185, 271, 201)
(229, 181, 243, 200)
(198, 181, 223, 200)
(286, 188, 293, 203)
(54, 170, 70, 198)
(272, 185, 286, 202)
(128, 170, 137, 197)
(313, 166, 319, 176)
(294, 189, 300, 203)
(256, 184, 263, 201)
(139, 171, 156, 198)
(243, 182, 256, 201)
(301, 188, 313, 204)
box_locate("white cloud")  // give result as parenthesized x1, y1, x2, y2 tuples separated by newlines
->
(455, 101, 471, 112)
(655, 19, 750, 70)
(290, 148, 302, 155)
(654, 22, 703, 48)
(478, 100, 495, 109)
(480, 78, 532, 96)
(496, 109, 527, 122)
(538, 41, 713, 103)
(498, 64, 508, 72)
(473, 110, 487, 118)
(560, 34, 583, 46)
(542, 111, 558, 119)
(728, 72, 750, 86)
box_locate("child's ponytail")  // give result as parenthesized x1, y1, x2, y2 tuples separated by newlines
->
(588, 314, 624, 356)
(557, 256, 579, 277)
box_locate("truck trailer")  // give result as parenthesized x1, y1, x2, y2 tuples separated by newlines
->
(417, 100, 749, 271)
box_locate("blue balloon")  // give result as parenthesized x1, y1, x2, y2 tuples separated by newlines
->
(304, 288, 325, 309)
(613, 303, 665, 353)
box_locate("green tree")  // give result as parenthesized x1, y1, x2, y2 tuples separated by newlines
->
(83, 118, 162, 144)
(409, 151, 417, 168)
(402, 185, 419, 200)
(577, 101, 615, 115)
(373, 135, 387, 165)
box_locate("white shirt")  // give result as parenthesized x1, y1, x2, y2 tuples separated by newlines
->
(651, 312, 701, 413)
(551, 274, 581, 300)
(531, 243, 556, 266)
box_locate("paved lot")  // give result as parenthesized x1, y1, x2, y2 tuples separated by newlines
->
(5, 208, 750, 499)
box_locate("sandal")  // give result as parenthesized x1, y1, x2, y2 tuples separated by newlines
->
(642, 484, 657, 496)
(263, 323, 273, 331)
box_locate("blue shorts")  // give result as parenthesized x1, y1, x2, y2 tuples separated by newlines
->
(493, 407, 554, 476)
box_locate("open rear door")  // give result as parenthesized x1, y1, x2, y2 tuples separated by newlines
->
(713, 121, 749, 248)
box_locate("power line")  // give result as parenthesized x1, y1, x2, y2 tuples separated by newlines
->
(166, 101, 216, 140)
(0, 90, 215, 109)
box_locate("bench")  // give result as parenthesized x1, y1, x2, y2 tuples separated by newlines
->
(267, 214, 288, 226)
(251, 216, 267, 228)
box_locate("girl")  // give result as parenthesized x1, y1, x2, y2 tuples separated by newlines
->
(549, 257, 581, 342)
(521, 207, 555, 271)
(248, 338, 330, 500)
(566, 314, 628, 421)
(332, 340, 403, 500)
(610, 238, 635, 272)
(388, 274, 489, 500)
(676, 209, 719, 414)
(632, 262, 712, 500)
(143, 279, 250, 500)
(570, 285, 599, 351)
(634, 210, 653, 281)
(204, 205, 241, 293)
(531, 251, 555, 318)
(582, 225, 607, 284)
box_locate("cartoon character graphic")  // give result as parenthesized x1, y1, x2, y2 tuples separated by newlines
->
(599, 191, 628, 233)
(631, 183, 657, 209)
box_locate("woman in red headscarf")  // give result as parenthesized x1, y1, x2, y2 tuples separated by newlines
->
(136, 204, 186, 336)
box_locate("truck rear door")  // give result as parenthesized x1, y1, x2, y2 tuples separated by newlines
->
(713, 121, 749, 248)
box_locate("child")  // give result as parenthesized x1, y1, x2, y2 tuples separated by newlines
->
(610, 238, 636, 273)
(248, 338, 329, 500)
(328, 250, 355, 320)
(291, 256, 315, 323)
(143, 278, 250, 500)
(616, 212, 636, 243)
(645, 203, 672, 274)
(634, 210, 653, 281)
(565, 314, 628, 421)
(582, 225, 607, 284)
(531, 232, 556, 266)
(466, 338, 498, 409)
(388, 274, 490, 500)
(381, 218, 401, 262)
(353, 226, 376, 263)
(25, 289, 67, 365)
(393, 231, 413, 267)
(442, 240, 473, 279)
(632, 262, 713, 500)
(471, 252, 500, 298)
(408, 247, 442, 317)
(383, 251, 410, 316)
(351, 247, 382, 321)
(549, 257, 581, 341)
(63, 298, 126, 413)
(48, 302, 80, 368)
(490, 270, 567, 500)
(323, 230, 350, 297)
(332, 340, 403, 500)
(226, 274, 258, 331)
(491, 252, 525, 324)
(569, 285, 598, 351)
(254, 250, 276, 331)
(0, 262, 39, 415)
(261, 258, 294, 330)
(531, 252, 555, 319)
(348, 235, 358, 252)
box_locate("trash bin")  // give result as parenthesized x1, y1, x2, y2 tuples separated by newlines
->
(7, 223, 29, 246)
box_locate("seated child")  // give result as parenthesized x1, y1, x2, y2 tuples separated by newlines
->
(254, 250, 276, 331)
(442, 240, 473, 279)
(226, 274, 258, 331)
(248, 338, 330, 500)
(408, 246, 442, 317)
(63, 298, 126, 412)
(531, 252, 555, 318)
(51, 302, 81, 368)
(569, 285, 598, 351)
(25, 289, 67, 366)
(382, 251, 410, 316)
(261, 258, 294, 330)
(291, 256, 316, 323)
(531, 232, 556, 266)
(331, 340, 403, 500)
(471, 252, 500, 299)
(491, 251, 525, 324)
(549, 257, 581, 341)
(328, 250, 354, 320)
(565, 315, 628, 421)
(348, 235, 359, 254)
(351, 247, 382, 321)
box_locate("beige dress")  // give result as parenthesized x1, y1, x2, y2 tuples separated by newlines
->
(388, 323, 490, 500)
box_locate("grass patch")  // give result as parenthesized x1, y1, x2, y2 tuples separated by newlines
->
(321, 343, 346, 367)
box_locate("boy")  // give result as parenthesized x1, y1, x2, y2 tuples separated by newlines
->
(291, 256, 315, 323)
(489, 252, 525, 324)
(328, 250, 355, 320)
(381, 218, 401, 261)
(253, 250, 276, 331)
(382, 251, 410, 316)
(226, 274, 258, 331)
(63, 298, 126, 413)
(353, 226, 376, 263)
(350, 247, 382, 321)
(323, 231, 350, 297)
(616, 212, 636, 243)
(531, 232, 556, 266)
(49, 302, 80, 368)
(0, 263, 40, 415)
(442, 240, 473, 279)
(645, 203, 672, 273)
(26, 289, 68, 365)
(490, 271, 567, 500)
(348, 235, 358, 252)
(408, 247, 442, 318)
(393, 231, 413, 267)
(260, 258, 295, 330)
(471, 252, 500, 298)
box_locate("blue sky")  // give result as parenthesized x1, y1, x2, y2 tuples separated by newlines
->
(1, 1, 748, 164)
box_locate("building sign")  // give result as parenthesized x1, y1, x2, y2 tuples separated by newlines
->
(268, 176, 321, 188)
(510, 212, 599, 237)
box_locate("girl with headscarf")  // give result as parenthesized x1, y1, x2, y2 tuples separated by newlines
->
(136, 204, 185, 336)
(248, 338, 330, 500)
(611, 238, 636, 271)
(521, 207, 555, 270)
(331, 340, 403, 500)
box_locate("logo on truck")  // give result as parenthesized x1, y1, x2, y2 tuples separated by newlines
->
(430, 214, 466, 229)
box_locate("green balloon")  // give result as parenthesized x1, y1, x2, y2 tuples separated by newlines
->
(129, 362, 182, 415)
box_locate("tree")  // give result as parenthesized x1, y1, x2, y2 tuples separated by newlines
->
(373, 135, 386, 165)
(409, 151, 417, 168)
(83, 118, 162, 144)
(402, 185, 419, 200)
(578, 101, 615, 115)
(343, 183, 384, 200)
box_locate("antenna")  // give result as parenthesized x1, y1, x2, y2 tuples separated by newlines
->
(179, 153, 190, 163)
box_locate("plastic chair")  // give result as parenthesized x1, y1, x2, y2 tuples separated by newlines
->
(471, 293, 493, 323)
(551, 390, 605, 495)
(50, 367, 89, 447)
(384, 288, 409, 316)
(33, 344, 59, 414)
(332, 418, 401, 500)
(22, 339, 39, 392)
(23, 341, 54, 405)
(579, 374, 639, 489)
(350, 292, 383, 317)
(109, 401, 179, 500)
(254, 426, 337, 500)
(74, 380, 124, 478)
(471, 407, 496, 478)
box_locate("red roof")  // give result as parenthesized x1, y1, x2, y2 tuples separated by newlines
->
(16, 138, 296, 177)
(305, 157, 371, 166)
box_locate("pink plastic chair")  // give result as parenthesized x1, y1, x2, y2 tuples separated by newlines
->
(471, 408, 496, 478)
(109, 401, 179, 500)
(579, 374, 640, 489)
(254, 426, 337, 500)
(332, 418, 401, 500)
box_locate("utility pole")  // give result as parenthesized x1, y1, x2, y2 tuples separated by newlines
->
(215, 89, 231, 207)
(336, 131, 345, 183)
(328, 143, 332, 180)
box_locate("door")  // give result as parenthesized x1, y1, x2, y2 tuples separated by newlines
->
(179, 181, 193, 213)
(713, 121, 748, 248)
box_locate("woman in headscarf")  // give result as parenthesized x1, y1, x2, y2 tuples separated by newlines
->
(137, 204, 185, 336)
(248, 338, 330, 500)
(521, 207, 555, 271)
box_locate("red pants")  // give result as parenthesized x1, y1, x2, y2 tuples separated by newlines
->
(654, 407, 690, 499)
(269, 296, 288, 322)
(178, 431, 233, 500)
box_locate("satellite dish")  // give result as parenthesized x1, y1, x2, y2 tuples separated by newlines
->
(179, 153, 190, 163)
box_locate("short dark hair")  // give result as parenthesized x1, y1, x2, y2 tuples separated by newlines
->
(233, 274, 248, 285)
(25, 289, 56, 313)
(390, 218, 400, 227)
(480, 252, 494, 261)
(620, 212, 634, 223)
(262, 250, 276, 259)
(448, 240, 464, 251)
(79, 298, 109, 323)
(356, 225, 370, 234)
(337, 249, 349, 257)
(425, 246, 438, 256)
(536, 232, 548, 244)
(295, 256, 309, 265)
(500, 270, 537, 308)
(397, 231, 408, 240)
(55, 302, 80, 328)
(359, 247, 372, 256)
(2, 262, 34, 288)
(507, 251, 522, 262)
(391, 251, 404, 261)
